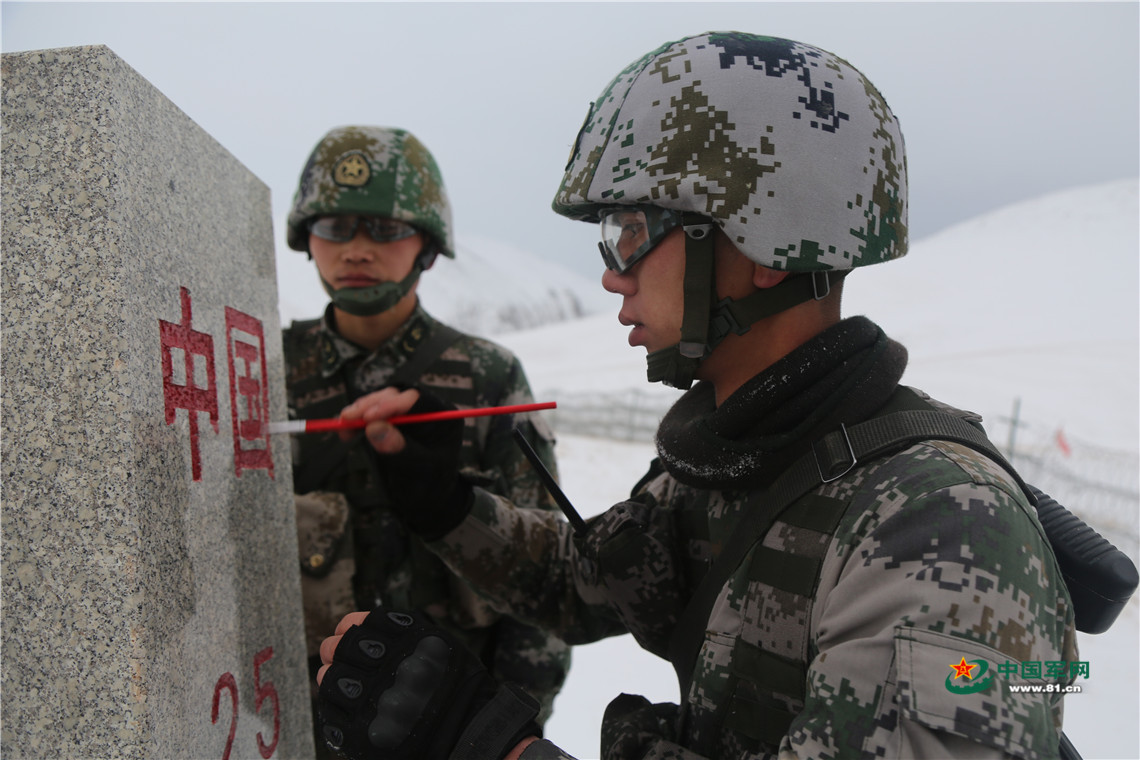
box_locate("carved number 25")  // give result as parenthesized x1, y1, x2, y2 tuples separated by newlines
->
(211, 646, 281, 759)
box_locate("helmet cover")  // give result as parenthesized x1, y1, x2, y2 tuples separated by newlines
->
(553, 32, 907, 271)
(287, 126, 455, 258)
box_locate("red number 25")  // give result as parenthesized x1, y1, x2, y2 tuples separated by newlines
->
(211, 646, 281, 760)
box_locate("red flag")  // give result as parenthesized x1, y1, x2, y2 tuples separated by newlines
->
(1054, 428, 1072, 457)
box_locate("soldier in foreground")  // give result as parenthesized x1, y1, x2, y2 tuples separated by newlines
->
(314, 36, 1077, 760)
(282, 126, 570, 753)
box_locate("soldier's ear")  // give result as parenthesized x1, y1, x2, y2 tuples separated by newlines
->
(752, 264, 790, 290)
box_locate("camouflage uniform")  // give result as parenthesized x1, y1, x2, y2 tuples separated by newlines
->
(284, 302, 570, 723)
(425, 316, 1078, 760)
(283, 125, 570, 735)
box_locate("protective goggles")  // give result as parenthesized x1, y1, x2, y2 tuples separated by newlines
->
(598, 207, 683, 273)
(308, 215, 418, 244)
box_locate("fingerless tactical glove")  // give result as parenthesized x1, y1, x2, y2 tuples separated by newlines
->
(318, 609, 541, 760)
(600, 693, 679, 760)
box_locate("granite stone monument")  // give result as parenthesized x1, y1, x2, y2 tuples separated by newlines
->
(2, 46, 315, 759)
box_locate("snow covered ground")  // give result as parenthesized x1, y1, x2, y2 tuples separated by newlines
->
(490, 179, 1139, 759)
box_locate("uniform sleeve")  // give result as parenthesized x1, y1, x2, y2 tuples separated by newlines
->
(787, 446, 1077, 760)
(461, 348, 572, 721)
(430, 487, 629, 645)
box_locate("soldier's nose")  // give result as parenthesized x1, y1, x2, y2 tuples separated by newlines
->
(602, 267, 633, 295)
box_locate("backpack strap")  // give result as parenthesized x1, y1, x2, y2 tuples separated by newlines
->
(387, 322, 462, 390)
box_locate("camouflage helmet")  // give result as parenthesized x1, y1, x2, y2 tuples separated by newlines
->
(553, 32, 907, 271)
(287, 126, 455, 258)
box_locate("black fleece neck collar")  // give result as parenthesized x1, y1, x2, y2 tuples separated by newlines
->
(655, 316, 908, 491)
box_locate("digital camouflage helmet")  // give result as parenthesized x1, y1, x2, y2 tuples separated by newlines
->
(553, 32, 908, 388)
(288, 126, 455, 316)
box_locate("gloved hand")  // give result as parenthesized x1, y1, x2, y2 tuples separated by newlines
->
(352, 389, 474, 540)
(600, 693, 679, 760)
(318, 608, 541, 760)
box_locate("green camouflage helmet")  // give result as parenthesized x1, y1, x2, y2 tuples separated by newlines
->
(553, 32, 908, 271)
(287, 126, 455, 258)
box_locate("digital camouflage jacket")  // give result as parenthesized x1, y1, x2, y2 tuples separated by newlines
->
(283, 301, 570, 723)
(428, 318, 1078, 760)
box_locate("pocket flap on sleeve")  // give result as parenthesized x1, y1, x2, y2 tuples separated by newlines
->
(894, 627, 1057, 759)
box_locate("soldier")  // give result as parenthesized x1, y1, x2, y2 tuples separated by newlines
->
(282, 125, 570, 753)
(313, 35, 1077, 760)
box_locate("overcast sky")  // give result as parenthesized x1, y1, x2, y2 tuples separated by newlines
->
(4, 1, 1138, 298)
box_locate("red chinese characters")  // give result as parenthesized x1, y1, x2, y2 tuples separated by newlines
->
(160, 287, 220, 481)
(225, 307, 273, 478)
(159, 287, 275, 481)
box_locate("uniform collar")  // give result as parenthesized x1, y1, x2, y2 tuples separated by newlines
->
(655, 317, 908, 491)
(315, 300, 439, 379)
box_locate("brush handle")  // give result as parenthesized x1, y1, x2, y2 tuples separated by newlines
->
(267, 402, 557, 435)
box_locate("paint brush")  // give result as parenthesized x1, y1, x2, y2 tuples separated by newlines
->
(266, 401, 557, 435)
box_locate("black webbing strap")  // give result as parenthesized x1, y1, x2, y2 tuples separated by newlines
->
(667, 408, 1024, 698)
(678, 213, 716, 361)
(386, 322, 462, 390)
(708, 271, 848, 344)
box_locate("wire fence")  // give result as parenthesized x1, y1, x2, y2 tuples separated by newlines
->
(1003, 429, 1139, 565)
(547, 388, 674, 442)
(546, 389, 1140, 564)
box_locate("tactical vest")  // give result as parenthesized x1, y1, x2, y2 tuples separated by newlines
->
(283, 314, 477, 610)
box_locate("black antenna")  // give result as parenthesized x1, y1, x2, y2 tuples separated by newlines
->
(512, 428, 588, 535)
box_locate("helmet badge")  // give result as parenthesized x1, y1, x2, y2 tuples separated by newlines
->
(333, 152, 370, 187)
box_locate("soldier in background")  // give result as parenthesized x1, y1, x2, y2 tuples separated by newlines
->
(282, 126, 570, 754)
(313, 36, 1077, 760)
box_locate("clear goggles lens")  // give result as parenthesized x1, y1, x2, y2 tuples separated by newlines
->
(309, 215, 418, 244)
(598, 207, 682, 273)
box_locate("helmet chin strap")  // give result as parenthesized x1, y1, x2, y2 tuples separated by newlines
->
(645, 216, 848, 390)
(321, 249, 437, 317)
(646, 214, 715, 390)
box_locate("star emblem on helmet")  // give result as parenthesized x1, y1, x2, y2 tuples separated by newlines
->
(333, 152, 370, 187)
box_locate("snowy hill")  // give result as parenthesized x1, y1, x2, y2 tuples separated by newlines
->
(276, 232, 610, 334)
(417, 234, 612, 336)
(844, 177, 1139, 452)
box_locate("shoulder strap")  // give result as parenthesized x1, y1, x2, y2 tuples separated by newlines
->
(282, 318, 322, 359)
(667, 406, 1024, 697)
(386, 322, 462, 390)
